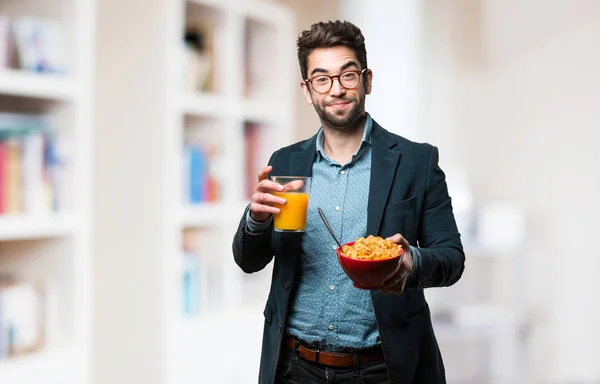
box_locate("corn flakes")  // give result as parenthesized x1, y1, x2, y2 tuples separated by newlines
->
(341, 235, 402, 260)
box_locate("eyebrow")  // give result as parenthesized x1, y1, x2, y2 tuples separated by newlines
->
(309, 60, 360, 78)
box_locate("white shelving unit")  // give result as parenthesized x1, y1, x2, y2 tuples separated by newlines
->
(0, 70, 78, 101)
(93, 0, 295, 383)
(0, 0, 94, 383)
(163, 1, 295, 383)
(0, 214, 77, 241)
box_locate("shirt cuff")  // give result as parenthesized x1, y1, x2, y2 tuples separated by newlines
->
(245, 209, 273, 234)
(409, 245, 421, 286)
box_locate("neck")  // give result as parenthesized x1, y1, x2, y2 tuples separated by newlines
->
(321, 114, 366, 165)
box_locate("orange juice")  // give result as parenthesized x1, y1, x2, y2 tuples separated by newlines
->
(272, 192, 309, 231)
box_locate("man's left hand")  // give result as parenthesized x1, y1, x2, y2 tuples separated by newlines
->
(379, 233, 413, 295)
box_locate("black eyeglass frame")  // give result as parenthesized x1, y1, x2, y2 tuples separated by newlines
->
(304, 68, 368, 94)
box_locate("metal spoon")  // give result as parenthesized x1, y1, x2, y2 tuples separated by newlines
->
(317, 207, 342, 250)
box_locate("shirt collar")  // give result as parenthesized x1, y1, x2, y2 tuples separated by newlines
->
(316, 112, 373, 162)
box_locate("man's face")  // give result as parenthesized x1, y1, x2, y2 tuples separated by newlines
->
(301, 46, 372, 130)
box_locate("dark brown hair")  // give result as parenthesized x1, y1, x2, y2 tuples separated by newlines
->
(297, 20, 368, 81)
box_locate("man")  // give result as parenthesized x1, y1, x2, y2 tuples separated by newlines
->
(232, 20, 465, 384)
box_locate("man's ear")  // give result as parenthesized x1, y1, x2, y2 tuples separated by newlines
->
(301, 81, 313, 105)
(364, 69, 373, 95)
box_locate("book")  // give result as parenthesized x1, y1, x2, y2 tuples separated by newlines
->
(0, 113, 63, 215)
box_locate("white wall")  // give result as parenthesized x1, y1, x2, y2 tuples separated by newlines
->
(423, 0, 600, 382)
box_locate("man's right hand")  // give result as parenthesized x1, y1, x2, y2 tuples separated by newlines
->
(250, 165, 286, 222)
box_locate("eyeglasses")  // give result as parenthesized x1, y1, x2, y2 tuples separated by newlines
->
(304, 68, 368, 94)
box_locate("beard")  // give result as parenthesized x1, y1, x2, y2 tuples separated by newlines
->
(313, 95, 365, 131)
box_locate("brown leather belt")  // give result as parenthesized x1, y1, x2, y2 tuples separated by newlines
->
(285, 336, 384, 368)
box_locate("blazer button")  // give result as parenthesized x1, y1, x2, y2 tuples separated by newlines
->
(278, 323, 282, 333)
(284, 280, 291, 290)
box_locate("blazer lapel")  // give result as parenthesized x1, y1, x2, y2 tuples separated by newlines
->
(367, 123, 401, 235)
(289, 135, 317, 177)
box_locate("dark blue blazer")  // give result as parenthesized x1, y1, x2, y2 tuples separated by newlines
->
(232, 121, 465, 384)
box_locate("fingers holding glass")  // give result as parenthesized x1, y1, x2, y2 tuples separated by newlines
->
(250, 166, 285, 222)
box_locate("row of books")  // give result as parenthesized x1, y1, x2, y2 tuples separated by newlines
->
(183, 143, 220, 204)
(0, 14, 66, 73)
(182, 121, 269, 204)
(0, 113, 65, 215)
(0, 277, 45, 359)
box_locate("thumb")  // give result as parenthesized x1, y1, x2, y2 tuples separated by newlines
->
(386, 233, 402, 244)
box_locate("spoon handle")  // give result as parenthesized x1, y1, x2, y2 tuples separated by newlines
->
(317, 207, 343, 249)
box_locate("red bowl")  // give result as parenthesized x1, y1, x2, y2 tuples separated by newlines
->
(336, 241, 404, 290)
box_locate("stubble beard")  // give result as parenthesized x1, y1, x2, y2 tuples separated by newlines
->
(314, 96, 365, 132)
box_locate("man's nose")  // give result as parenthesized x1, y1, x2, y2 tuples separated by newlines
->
(328, 77, 345, 96)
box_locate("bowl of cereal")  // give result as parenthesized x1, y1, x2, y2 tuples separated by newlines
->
(336, 235, 404, 290)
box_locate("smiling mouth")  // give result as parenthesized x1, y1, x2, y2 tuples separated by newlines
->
(328, 101, 350, 108)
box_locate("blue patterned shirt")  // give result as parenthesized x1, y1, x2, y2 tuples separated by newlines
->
(284, 114, 379, 351)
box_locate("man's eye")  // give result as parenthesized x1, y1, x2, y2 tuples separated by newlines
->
(314, 76, 329, 83)
(342, 73, 357, 80)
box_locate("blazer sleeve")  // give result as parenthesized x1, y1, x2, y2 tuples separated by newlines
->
(231, 151, 278, 273)
(412, 146, 465, 289)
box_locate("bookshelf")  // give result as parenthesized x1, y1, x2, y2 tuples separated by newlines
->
(0, 0, 93, 383)
(166, 1, 295, 382)
(93, 0, 295, 382)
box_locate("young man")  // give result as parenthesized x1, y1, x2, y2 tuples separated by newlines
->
(232, 20, 465, 384)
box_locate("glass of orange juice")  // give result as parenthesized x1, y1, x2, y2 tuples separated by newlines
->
(271, 176, 311, 232)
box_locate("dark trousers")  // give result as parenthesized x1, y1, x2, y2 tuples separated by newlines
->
(275, 345, 391, 384)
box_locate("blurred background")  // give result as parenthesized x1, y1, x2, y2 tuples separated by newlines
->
(0, 0, 598, 383)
